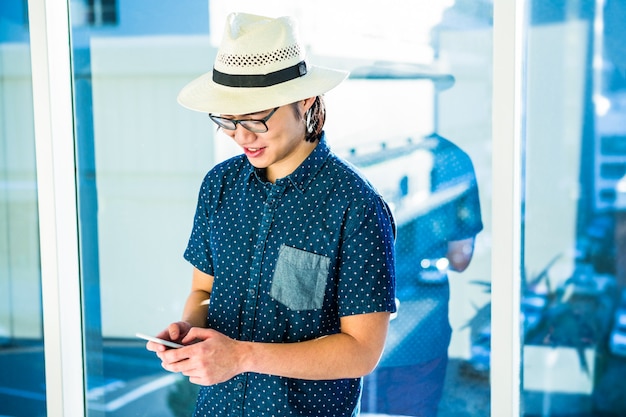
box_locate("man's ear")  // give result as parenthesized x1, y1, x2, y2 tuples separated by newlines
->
(302, 97, 316, 113)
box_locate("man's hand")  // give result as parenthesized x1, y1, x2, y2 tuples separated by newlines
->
(157, 327, 244, 386)
(146, 321, 192, 353)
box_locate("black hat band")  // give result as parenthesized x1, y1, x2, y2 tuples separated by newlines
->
(213, 61, 308, 88)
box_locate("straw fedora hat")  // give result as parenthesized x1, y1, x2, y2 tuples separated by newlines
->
(177, 12, 349, 115)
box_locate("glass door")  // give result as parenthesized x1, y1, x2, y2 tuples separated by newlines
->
(68, 1, 494, 415)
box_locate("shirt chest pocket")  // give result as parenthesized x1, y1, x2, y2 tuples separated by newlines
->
(270, 245, 330, 311)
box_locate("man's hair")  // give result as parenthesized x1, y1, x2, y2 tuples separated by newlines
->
(291, 96, 326, 142)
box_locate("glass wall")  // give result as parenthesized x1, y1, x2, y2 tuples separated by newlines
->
(0, 1, 47, 416)
(69, 1, 211, 415)
(521, 1, 626, 416)
(20, 0, 626, 415)
(67, 0, 494, 415)
(345, 3, 494, 416)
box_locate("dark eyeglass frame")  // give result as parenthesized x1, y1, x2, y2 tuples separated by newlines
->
(209, 107, 279, 133)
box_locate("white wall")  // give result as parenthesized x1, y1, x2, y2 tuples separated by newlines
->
(523, 20, 588, 284)
(90, 36, 217, 336)
(0, 43, 42, 339)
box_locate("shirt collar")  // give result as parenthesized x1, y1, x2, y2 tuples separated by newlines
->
(285, 133, 330, 193)
(246, 133, 331, 193)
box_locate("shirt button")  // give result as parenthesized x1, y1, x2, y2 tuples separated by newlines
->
(249, 289, 256, 296)
(236, 382, 244, 390)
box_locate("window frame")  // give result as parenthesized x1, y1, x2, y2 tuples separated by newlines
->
(28, 0, 86, 415)
(491, 1, 525, 416)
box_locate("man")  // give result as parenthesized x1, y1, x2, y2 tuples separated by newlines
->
(145, 12, 396, 417)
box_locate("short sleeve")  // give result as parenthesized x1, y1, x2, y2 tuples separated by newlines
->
(337, 196, 397, 317)
(183, 175, 215, 276)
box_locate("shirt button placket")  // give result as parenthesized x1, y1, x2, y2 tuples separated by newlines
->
(242, 183, 286, 341)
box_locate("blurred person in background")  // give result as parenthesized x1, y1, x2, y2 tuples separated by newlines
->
(363, 133, 483, 417)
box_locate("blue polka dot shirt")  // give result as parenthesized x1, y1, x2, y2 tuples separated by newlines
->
(184, 134, 396, 416)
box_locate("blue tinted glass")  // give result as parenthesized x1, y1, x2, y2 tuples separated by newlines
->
(0, 1, 47, 416)
(346, 5, 492, 413)
(70, 1, 210, 415)
(522, 1, 626, 415)
(70, 1, 493, 415)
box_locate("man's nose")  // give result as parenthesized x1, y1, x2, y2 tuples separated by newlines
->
(232, 124, 257, 143)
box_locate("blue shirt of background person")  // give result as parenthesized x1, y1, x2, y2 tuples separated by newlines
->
(393, 134, 483, 362)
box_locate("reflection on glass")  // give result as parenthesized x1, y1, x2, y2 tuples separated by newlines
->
(70, 1, 492, 415)
(0, 1, 46, 416)
(358, 131, 484, 417)
(522, 0, 626, 415)
(354, 4, 492, 416)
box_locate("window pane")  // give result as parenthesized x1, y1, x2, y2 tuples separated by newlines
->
(0, 2, 47, 416)
(329, 3, 493, 416)
(70, 1, 211, 415)
(522, 0, 626, 415)
(71, 1, 492, 415)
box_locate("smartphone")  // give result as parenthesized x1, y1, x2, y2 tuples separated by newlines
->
(136, 332, 184, 349)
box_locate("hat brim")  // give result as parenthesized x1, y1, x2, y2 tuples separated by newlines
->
(177, 66, 349, 115)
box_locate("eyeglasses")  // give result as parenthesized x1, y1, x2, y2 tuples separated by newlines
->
(209, 107, 279, 133)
